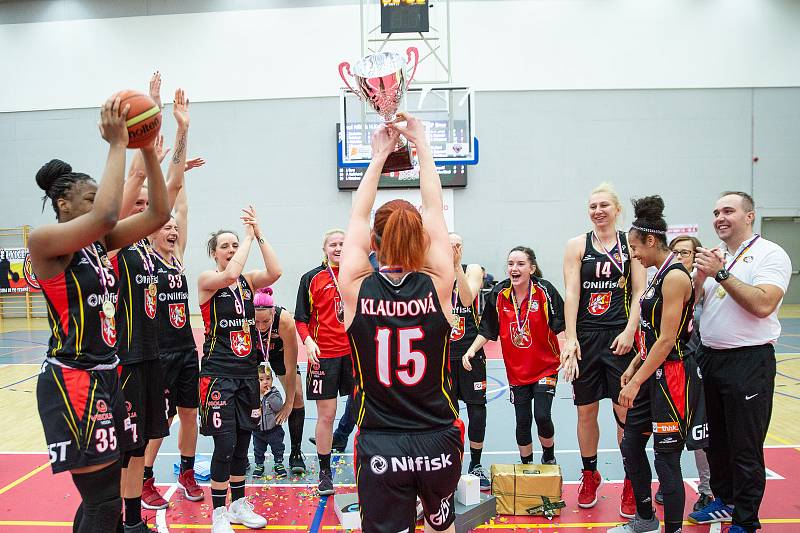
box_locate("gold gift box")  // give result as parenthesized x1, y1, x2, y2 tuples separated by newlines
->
(490, 464, 564, 516)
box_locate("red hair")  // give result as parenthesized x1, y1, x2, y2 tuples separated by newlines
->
(373, 199, 429, 272)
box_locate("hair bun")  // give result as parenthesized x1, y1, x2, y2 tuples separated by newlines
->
(632, 195, 665, 221)
(36, 159, 72, 193)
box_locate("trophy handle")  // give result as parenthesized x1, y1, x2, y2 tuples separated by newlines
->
(405, 47, 419, 87)
(338, 61, 358, 93)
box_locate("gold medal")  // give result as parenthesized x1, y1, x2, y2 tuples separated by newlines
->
(242, 320, 250, 334)
(513, 333, 524, 346)
(716, 285, 727, 299)
(449, 313, 460, 328)
(102, 300, 115, 319)
(618, 276, 627, 289)
(101, 255, 112, 268)
(148, 283, 157, 297)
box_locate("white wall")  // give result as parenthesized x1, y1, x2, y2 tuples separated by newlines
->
(2, 0, 800, 113)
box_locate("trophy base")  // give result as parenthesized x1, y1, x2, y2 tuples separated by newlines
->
(382, 145, 414, 173)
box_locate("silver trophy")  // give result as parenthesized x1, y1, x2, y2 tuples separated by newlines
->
(339, 47, 419, 172)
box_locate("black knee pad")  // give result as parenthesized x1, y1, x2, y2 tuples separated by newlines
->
(533, 391, 555, 439)
(465, 403, 487, 443)
(613, 407, 626, 430)
(512, 399, 533, 446)
(211, 432, 236, 482)
(230, 430, 252, 477)
(122, 442, 147, 468)
(71, 462, 122, 533)
(654, 450, 684, 523)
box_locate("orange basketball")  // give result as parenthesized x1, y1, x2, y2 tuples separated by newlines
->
(118, 90, 162, 149)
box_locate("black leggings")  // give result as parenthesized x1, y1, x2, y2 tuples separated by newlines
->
(512, 390, 555, 446)
(465, 403, 486, 443)
(211, 430, 252, 482)
(71, 461, 122, 533)
(621, 427, 684, 531)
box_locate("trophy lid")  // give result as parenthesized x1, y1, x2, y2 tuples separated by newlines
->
(352, 52, 407, 79)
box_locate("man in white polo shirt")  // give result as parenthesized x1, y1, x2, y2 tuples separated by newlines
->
(688, 191, 792, 533)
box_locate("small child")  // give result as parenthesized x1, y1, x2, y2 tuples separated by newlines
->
(253, 365, 287, 478)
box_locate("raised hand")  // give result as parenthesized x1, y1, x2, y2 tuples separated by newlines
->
(99, 94, 129, 146)
(370, 124, 401, 160)
(149, 71, 162, 109)
(185, 157, 205, 171)
(241, 205, 260, 238)
(172, 88, 190, 130)
(389, 111, 427, 146)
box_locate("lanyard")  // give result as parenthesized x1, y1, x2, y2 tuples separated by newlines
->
(593, 231, 625, 275)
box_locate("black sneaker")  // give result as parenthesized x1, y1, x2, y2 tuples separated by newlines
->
(308, 436, 347, 452)
(273, 462, 287, 479)
(655, 487, 664, 505)
(317, 469, 335, 496)
(694, 492, 713, 512)
(252, 464, 265, 477)
(289, 450, 307, 475)
(123, 521, 156, 532)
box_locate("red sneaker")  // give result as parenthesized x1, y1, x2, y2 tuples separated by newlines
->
(577, 469, 602, 508)
(177, 469, 205, 501)
(620, 477, 636, 518)
(141, 477, 169, 510)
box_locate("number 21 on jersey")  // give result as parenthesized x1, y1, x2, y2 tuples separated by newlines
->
(375, 326, 427, 387)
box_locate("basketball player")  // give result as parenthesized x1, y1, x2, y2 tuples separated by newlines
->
(139, 88, 206, 509)
(463, 246, 563, 466)
(339, 113, 463, 533)
(608, 196, 705, 533)
(446, 233, 489, 488)
(252, 287, 304, 474)
(199, 208, 281, 532)
(295, 229, 353, 495)
(561, 184, 646, 517)
(30, 95, 169, 532)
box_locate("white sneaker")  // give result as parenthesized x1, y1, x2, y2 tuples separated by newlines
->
(212, 507, 235, 533)
(228, 496, 268, 528)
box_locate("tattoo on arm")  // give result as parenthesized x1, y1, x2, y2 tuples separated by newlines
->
(171, 132, 187, 165)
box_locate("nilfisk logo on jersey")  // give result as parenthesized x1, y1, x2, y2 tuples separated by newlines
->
(158, 291, 189, 302)
(220, 318, 254, 329)
(388, 453, 453, 473)
(135, 274, 159, 286)
(87, 293, 118, 308)
(359, 292, 437, 317)
(583, 280, 618, 290)
(370, 455, 388, 474)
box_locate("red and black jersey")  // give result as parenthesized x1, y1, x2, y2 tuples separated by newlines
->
(254, 306, 285, 362)
(295, 264, 349, 358)
(200, 275, 257, 378)
(478, 277, 564, 387)
(111, 240, 159, 364)
(577, 231, 633, 330)
(38, 241, 119, 368)
(448, 282, 483, 361)
(154, 254, 195, 353)
(639, 262, 694, 362)
(347, 272, 458, 431)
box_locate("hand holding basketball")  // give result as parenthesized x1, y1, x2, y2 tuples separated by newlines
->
(117, 90, 162, 149)
(98, 94, 130, 147)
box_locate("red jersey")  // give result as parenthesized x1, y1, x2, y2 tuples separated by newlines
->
(478, 277, 564, 386)
(294, 264, 349, 358)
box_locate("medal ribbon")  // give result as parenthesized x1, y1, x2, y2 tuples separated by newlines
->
(81, 243, 113, 297)
(258, 326, 272, 360)
(135, 239, 155, 276)
(593, 231, 625, 275)
(510, 280, 534, 338)
(724, 234, 760, 272)
(231, 278, 248, 329)
(151, 247, 183, 274)
(640, 252, 675, 305)
(327, 264, 342, 300)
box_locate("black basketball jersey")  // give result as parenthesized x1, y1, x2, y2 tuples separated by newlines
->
(639, 262, 694, 362)
(347, 272, 458, 431)
(38, 242, 119, 368)
(254, 306, 284, 363)
(577, 231, 633, 330)
(200, 275, 257, 378)
(448, 283, 483, 360)
(154, 254, 195, 352)
(112, 240, 159, 364)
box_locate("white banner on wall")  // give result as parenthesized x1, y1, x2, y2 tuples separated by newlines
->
(666, 224, 699, 243)
(352, 189, 455, 233)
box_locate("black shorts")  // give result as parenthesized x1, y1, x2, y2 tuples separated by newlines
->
(198, 376, 260, 436)
(306, 355, 354, 400)
(268, 350, 300, 377)
(509, 374, 558, 404)
(573, 327, 636, 405)
(626, 357, 708, 452)
(448, 351, 487, 405)
(160, 348, 200, 417)
(118, 359, 169, 451)
(37, 363, 127, 474)
(355, 421, 464, 532)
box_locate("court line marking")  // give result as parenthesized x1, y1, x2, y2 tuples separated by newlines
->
(0, 461, 50, 496)
(156, 484, 178, 533)
(767, 432, 800, 452)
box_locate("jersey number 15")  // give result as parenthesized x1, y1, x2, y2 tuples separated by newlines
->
(375, 326, 427, 387)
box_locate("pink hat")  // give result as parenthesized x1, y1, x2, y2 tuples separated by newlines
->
(253, 287, 274, 308)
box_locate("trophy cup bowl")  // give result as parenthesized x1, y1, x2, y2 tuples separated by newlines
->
(339, 47, 419, 173)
